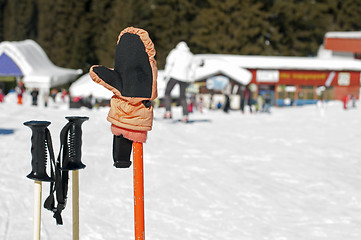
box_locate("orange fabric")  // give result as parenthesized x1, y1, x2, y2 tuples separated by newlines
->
(17, 96, 22, 105)
(89, 27, 157, 140)
(111, 125, 147, 143)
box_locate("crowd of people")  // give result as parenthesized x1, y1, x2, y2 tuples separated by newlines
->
(161, 41, 273, 122)
(0, 81, 72, 107)
(2, 80, 359, 118)
(1, 41, 357, 116)
(192, 91, 272, 115)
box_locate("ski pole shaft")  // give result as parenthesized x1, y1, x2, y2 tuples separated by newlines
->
(133, 142, 144, 240)
(33, 180, 42, 240)
(72, 170, 80, 240)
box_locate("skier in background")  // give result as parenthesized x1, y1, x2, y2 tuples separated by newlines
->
(16, 81, 24, 105)
(241, 86, 252, 114)
(264, 94, 272, 113)
(31, 88, 39, 106)
(198, 95, 203, 114)
(163, 41, 196, 123)
(0, 89, 4, 102)
(43, 91, 49, 107)
(223, 83, 232, 113)
(257, 94, 264, 112)
(351, 94, 356, 108)
(342, 94, 350, 110)
(223, 95, 230, 113)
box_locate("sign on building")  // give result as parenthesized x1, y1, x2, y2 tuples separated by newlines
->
(256, 70, 279, 82)
(337, 72, 350, 86)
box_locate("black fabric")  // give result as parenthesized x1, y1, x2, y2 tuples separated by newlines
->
(164, 78, 189, 116)
(92, 33, 153, 98)
(93, 66, 123, 92)
(116, 33, 152, 98)
(113, 135, 133, 168)
(44, 122, 72, 225)
(142, 100, 151, 108)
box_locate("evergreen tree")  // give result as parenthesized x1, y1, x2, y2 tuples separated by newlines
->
(0, 0, 6, 42)
(91, 0, 154, 67)
(270, 0, 334, 56)
(50, 0, 75, 67)
(89, 0, 157, 67)
(36, 0, 56, 63)
(149, 0, 201, 68)
(68, 0, 93, 71)
(89, 0, 118, 67)
(236, 0, 280, 55)
(1, 0, 361, 71)
(3, 0, 37, 41)
(190, 0, 275, 56)
(334, 0, 361, 31)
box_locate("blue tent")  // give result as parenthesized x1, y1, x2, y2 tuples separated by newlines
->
(0, 53, 23, 76)
(0, 39, 82, 89)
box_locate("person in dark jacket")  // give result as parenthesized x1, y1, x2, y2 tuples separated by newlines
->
(241, 86, 252, 113)
(223, 94, 230, 113)
(31, 88, 39, 106)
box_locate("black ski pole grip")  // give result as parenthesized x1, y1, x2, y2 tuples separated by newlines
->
(24, 121, 54, 182)
(61, 116, 89, 171)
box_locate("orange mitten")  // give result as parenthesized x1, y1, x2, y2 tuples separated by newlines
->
(89, 27, 157, 167)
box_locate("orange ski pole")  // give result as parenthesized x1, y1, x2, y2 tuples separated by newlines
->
(133, 142, 145, 240)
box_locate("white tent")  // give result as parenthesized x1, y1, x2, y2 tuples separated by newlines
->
(69, 73, 112, 99)
(0, 39, 82, 90)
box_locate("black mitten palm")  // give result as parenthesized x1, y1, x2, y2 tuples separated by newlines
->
(92, 33, 153, 98)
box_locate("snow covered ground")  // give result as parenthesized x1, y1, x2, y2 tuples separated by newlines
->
(1, 93, 361, 240)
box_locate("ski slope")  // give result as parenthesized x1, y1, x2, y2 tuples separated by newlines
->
(1, 93, 361, 240)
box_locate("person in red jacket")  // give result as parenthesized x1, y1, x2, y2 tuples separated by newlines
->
(0, 89, 4, 102)
(16, 81, 24, 104)
(342, 94, 350, 110)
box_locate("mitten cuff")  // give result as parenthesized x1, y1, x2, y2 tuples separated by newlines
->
(111, 124, 147, 143)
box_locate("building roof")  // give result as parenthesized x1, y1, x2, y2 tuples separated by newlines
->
(0, 39, 82, 88)
(324, 31, 361, 53)
(193, 58, 252, 85)
(195, 54, 361, 71)
(325, 31, 361, 39)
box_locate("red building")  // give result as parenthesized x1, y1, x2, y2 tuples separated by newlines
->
(195, 31, 361, 106)
(324, 31, 361, 57)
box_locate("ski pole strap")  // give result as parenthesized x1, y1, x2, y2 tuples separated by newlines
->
(43, 127, 55, 206)
(44, 122, 72, 225)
